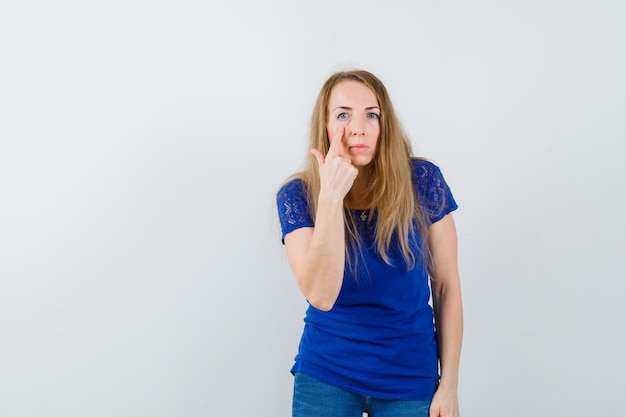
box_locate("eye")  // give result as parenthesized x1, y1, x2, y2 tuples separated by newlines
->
(367, 112, 379, 119)
(337, 113, 348, 121)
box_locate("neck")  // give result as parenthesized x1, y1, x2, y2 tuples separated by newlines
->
(347, 173, 372, 210)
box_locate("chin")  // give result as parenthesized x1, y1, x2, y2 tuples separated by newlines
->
(351, 157, 374, 167)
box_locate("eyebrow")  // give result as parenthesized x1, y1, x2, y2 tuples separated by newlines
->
(333, 106, 380, 111)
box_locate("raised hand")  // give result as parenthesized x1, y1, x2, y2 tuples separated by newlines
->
(311, 127, 358, 201)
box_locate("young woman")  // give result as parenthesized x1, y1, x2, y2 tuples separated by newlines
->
(276, 70, 463, 417)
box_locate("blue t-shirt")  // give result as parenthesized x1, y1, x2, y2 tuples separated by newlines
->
(276, 159, 458, 401)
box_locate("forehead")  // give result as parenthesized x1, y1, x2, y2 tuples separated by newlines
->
(328, 80, 378, 107)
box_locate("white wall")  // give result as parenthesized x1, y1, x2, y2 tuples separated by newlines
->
(1, 1, 624, 416)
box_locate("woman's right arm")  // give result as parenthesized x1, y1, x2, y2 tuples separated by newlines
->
(284, 127, 356, 311)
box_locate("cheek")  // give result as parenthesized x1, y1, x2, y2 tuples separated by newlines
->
(327, 119, 340, 132)
(326, 123, 345, 144)
(372, 124, 380, 140)
(372, 129, 381, 151)
(326, 121, 334, 136)
(325, 126, 333, 147)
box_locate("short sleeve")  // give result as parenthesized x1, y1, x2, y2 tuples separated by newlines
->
(276, 178, 314, 243)
(412, 159, 458, 224)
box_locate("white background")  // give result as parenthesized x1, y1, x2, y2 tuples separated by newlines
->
(1, 1, 625, 416)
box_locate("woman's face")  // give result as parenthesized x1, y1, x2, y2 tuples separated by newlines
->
(326, 80, 380, 167)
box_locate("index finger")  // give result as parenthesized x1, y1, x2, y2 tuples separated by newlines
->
(327, 126, 344, 159)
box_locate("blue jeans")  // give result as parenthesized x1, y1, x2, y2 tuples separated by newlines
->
(292, 372, 431, 417)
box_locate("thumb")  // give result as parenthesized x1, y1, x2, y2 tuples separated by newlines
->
(310, 148, 325, 168)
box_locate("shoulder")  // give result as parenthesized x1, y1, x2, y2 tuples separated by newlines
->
(277, 177, 307, 202)
(277, 176, 310, 217)
(410, 158, 446, 190)
(411, 158, 441, 180)
(410, 158, 458, 223)
(276, 176, 314, 241)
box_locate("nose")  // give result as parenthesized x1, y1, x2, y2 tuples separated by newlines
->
(349, 119, 366, 136)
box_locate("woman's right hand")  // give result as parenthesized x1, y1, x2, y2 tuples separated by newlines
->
(311, 127, 358, 201)
(283, 126, 355, 311)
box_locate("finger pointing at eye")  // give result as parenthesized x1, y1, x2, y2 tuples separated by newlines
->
(327, 126, 344, 159)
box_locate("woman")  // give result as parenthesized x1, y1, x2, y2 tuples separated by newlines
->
(276, 70, 463, 417)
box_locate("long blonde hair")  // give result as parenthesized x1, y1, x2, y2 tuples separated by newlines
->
(296, 70, 430, 271)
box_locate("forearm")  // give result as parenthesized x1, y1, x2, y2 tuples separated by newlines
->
(433, 281, 463, 388)
(296, 194, 346, 311)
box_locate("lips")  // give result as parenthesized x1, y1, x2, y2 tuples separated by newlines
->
(349, 144, 369, 153)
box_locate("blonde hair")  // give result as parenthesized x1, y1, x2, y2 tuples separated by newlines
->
(295, 70, 430, 271)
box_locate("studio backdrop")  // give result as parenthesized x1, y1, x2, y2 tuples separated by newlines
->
(1, 1, 624, 416)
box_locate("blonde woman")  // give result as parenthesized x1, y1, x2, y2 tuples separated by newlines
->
(277, 70, 463, 417)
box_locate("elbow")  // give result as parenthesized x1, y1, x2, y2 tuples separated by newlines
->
(297, 277, 340, 312)
(307, 295, 337, 312)
(295, 265, 344, 312)
(309, 300, 335, 312)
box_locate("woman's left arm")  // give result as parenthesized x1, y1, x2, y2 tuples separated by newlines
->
(428, 213, 463, 417)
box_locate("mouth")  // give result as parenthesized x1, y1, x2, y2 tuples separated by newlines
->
(349, 144, 369, 153)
